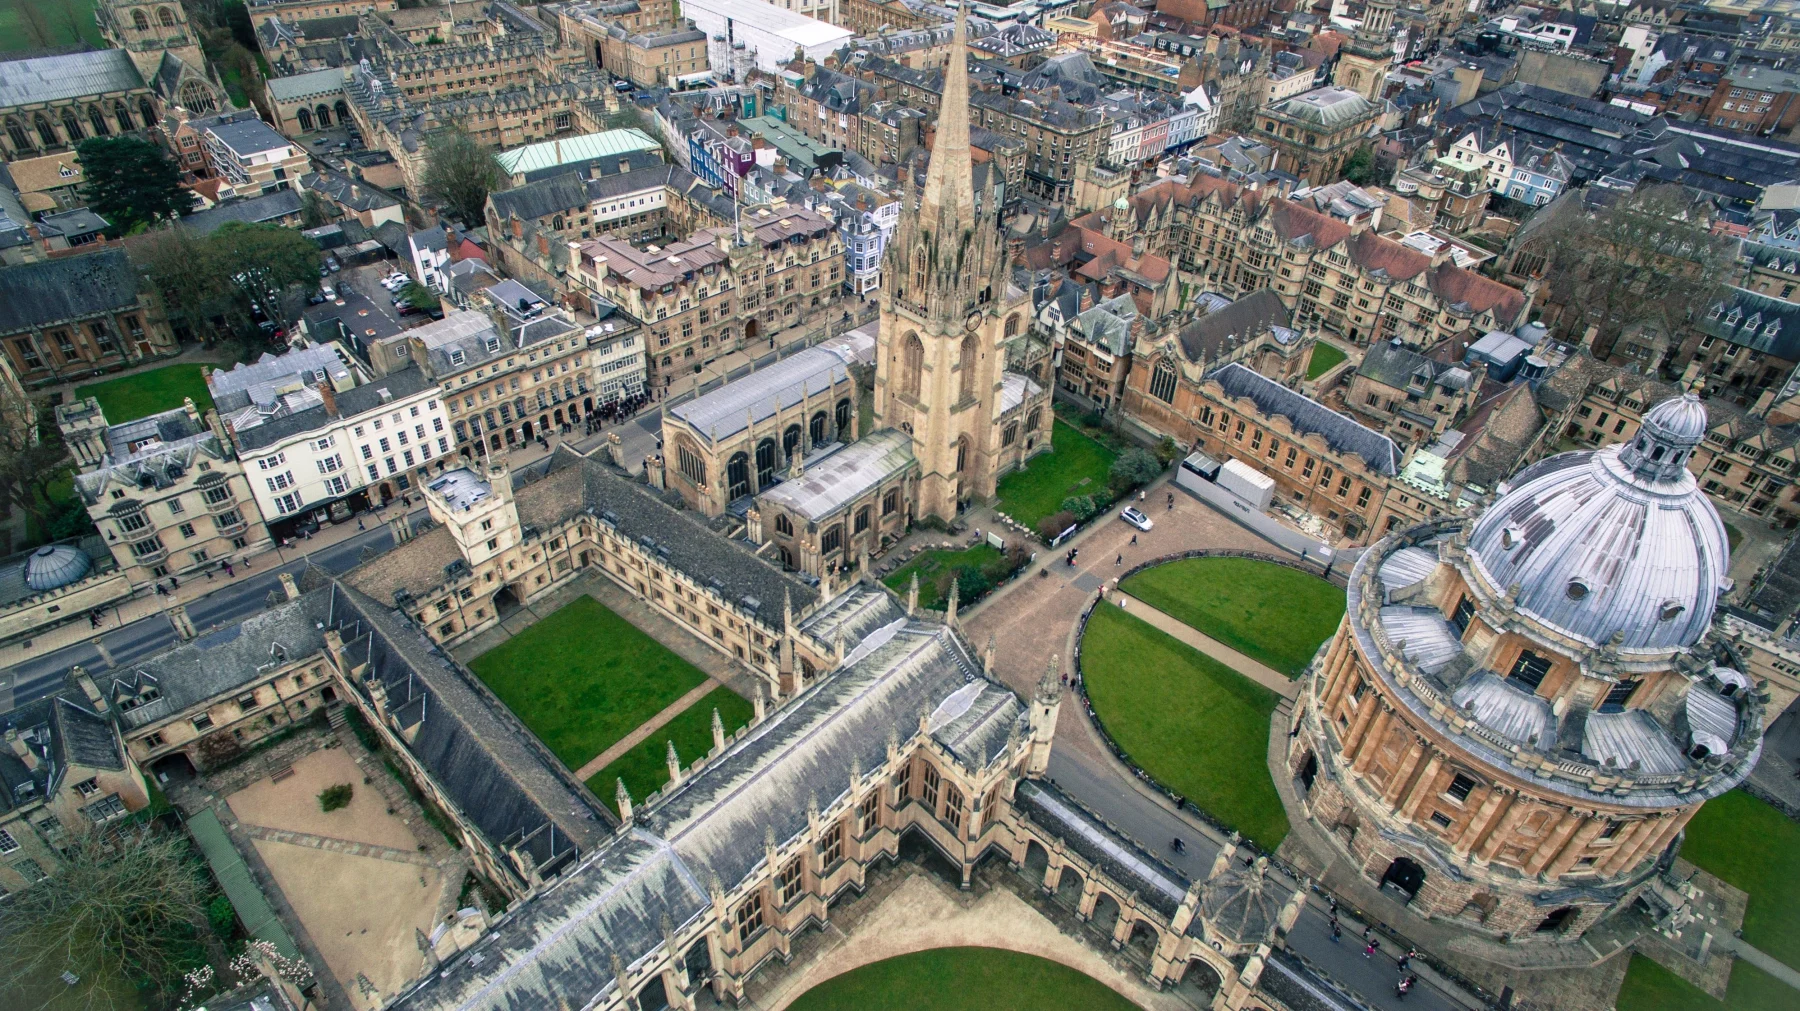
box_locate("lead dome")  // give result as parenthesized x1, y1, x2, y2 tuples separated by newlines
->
(24, 544, 91, 591)
(1465, 391, 1730, 653)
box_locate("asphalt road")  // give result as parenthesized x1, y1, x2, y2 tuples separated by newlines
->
(0, 523, 400, 709)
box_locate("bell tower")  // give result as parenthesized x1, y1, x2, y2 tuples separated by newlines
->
(1335, 0, 1396, 103)
(98, 0, 209, 82)
(873, 5, 1026, 522)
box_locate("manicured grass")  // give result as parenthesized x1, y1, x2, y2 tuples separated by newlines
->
(786, 947, 1140, 1011)
(1306, 341, 1347, 380)
(1616, 954, 1793, 1011)
(883, 543, 1002, 610)
(75, 364, 216, 424)
(0, 0, 104, 53)
(1082, 603, 1287, 849)
(1121, 557, 1345, 678)
(1678, 790, 1800, 968)
(587, 685, 752, 813)
(994, 419, 1119, 531)
(469, 596, 709, 770)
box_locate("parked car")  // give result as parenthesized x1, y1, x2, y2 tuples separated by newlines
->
(325, 257, 341, 272)
(306, 293, 326, 305)
(318, 264, 329, 277)
(320, 283, 335, 299)
(1120, 507, 1153, 532)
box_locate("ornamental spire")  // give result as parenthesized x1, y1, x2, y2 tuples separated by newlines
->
(919, 4, 975, 227)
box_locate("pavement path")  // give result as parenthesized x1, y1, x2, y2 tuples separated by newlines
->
(1112, 591, 1298, 699)
(575, 677, 721, 783)
(1716, 934, 1800, 993)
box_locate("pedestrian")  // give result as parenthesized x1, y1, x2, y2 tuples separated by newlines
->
(224, 562, 235, 577)
(205, 567, 213, 581)
(1363, 940, 1378, 958)
(1138, 489, 1146, 502)
(1130, 533, 1138, 545)
(357, 517, 365, 530)
(1330, 922, 1341, 943)
(168, 576, 178, 590)
(1362, 925, 1373, 941)
(1115, 553, 1123, 566)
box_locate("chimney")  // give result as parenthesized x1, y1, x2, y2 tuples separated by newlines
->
(318, 379, 338, 418)
(279, 572, 301, 601)
(537, 233, 551, 257)
(512, 218, 524, 241)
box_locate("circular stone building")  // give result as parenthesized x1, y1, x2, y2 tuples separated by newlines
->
(1288, 392, 1765, 942)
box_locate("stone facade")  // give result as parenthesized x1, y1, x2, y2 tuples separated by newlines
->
(0, 249, 180, 387)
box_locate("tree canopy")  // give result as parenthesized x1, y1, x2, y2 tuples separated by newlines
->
(0, 386, 84, 544)
(130, 222, 322, 342)
(76, 137, 194, 236)
(422, 126, 505, 225)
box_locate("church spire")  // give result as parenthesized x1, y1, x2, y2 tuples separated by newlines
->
(920, 4, 975, 227)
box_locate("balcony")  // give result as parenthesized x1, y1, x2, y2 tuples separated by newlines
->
(128, 543, 167, 566)
(205, 492, 238, 514)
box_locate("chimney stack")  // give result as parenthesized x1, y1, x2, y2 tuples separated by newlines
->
(318, 380, 338, 418)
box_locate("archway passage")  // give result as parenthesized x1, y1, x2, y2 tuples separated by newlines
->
(1381, 856, 1426, 899)
(784, 948, 1140, 1011)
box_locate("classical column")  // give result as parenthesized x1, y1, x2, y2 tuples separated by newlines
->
(1546, 816, 1611, 880)
(1453, 787, 1509, 857)
(1525, 811, 1583, 878)
(1474, 794, 1531, 864)
(1398, 754, 1444, 821)
(1340, 688, 1381, 754)
(1350, 707, 1393, 773)
(1597, 819, 1653, 876)
(1381, 739, 1427, 807)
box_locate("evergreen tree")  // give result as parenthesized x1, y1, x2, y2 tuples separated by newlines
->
(76, 137, 194, 236)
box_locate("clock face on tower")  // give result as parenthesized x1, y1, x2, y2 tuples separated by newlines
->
(966, 311, 982, 332)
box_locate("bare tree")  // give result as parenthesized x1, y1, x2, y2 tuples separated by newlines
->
(1534, 184, 1736, 364)
(0, 383, 76, 541)
(422, 126, 506, 225)
(0, 826, 212, 1011)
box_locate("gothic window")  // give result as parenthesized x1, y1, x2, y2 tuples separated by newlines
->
(553, 215, 565, 231)
(114, 103, 133, 132)
(882, 488, 899, 515)
(809, 410, 827, 446)
(5, 118, 27, 151)
(958, 334, 978, 400)
(139, 99, 157, 131)
(1004, 313, 1021, 338)
(900, 332, 923, 399)
(734, 893, 763, 943)
(179, 80, 215, 114)
(912, 246, 925, 292)
(61, 110, 83, 143)
(87, 106, 109, 137)
(1026, 408, 1040, 431)
(774, 513, 793, 536)
(156, 6, 176, 27)
(821, 525, 843, 555)
(755, 438, 777, 487)
(783, 424, 802, 459)
(726, 452, 750, 500)
(316, 104, 332, 128)
(296, 107, 313, 132)
(854, 506, 871, 534)
(942, 784, 964, 830)
(677, 441, 706, 485)
(835, 397, 851, 435)
(819, 820, 844, 867)
(1149, 359, 1178, 403)
(920, 764, 940, 808)
(777, 857, 803, 904)
(133, 9, 149, 29)
(955, 436, 970, 473)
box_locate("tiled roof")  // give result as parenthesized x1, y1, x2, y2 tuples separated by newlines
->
(0, 248, 142, 335)
(1207, 362, 1400, 475)
(0, 49, 144, 106)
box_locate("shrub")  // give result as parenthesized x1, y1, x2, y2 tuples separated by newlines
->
(207, 894, 238, 939)
(318, 783, 354, 812)
(1109, 448, 1164, 493)
(1061, 494, 1099, 522)
(936, 564, 991, 603)
(1037, 510, 1076, 541)
(1154, 436, 1182, 467)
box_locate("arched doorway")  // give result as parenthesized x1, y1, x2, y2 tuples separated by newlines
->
(1298, 750, 1318, 792)
(1380, 856, 1425, 900)
(1088, 892, 1121, 938)
(745, 317, 759, 342)
(1535, 906, 1578, 934)
(521, 420, 534, 441)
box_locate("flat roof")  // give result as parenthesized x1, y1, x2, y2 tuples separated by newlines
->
(429, 469, 492, 511)
(494, 129, 662, 176)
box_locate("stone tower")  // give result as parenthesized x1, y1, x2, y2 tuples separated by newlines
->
(873, 5, 1034, 521)
(1336, 0, 1396, 103)
(97, 0, 209, 83)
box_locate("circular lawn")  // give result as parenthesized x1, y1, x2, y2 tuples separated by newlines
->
(1119, 556, 1345, 678)
(785, 947, 1138, 1011)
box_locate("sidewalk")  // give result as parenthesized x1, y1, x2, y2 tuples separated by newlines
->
(4, 502, 417, 666)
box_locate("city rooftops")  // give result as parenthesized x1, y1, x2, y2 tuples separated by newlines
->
(492, 128, 662, 178)
(429, 469, 492, 511)
(208, 344, 354, 412)
(203, 117, 293, 158)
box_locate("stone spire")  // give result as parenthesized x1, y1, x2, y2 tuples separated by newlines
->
(615, 778, 634, 824)
(920, 3, 975, 227)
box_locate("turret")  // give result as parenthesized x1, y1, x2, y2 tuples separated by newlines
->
(1027, 653, 1063, 776)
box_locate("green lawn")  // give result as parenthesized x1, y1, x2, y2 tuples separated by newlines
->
(786, 947, 1140, 1011)
(1082, 603, 1288, 849)
(1306, 341, 1347, 380)
(883, 543, 1002, 611)
(469, 596, 709, 770)
(0, 0, 104, 53)
(1679, 790, 1800, 968)
(1616, 954, 1792, 1011)
(76, 364, 216, 424)
(1121, 557, 1345, 678)
(587, 685, 753, 813)
(994, 419, 1119, 531)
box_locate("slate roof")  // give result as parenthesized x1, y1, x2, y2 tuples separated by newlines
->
(205, 117, 293, 158)
(230, 366, 436, 452)
(1207, 362, 1400, 475)
(1176, 289, 1290, 363)
(265, 67, 348, 102)
(757, 428, 917, 522)
(180, 190, 305, 235)
(668, 331, 874, 446)
(1358, 339, 1473, 392)
(0, 691, 123, 813)
(0, 249, 142, 335)
(1697, 287, 1800, 361)
(0, 49, 145, 106)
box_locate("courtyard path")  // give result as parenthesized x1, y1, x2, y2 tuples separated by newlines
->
(1112, 592, 1298, 699)
(575, 677, 720, 782)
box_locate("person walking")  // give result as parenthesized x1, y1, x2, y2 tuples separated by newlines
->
(1329, 922, 1341, 943)
(1129, 533, 1138, 545)
(1115, 553, 1123, 566)
(1364, 938, 1379, 958)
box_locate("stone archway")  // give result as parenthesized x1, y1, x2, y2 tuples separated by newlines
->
(1022, 840, 1050, 881)
(1054, 866, 1084, 908)
(1173, 958, 1223, 1002)
(1088, 892, 1122, 938)
(1125, 920, 1159, 962)
(1381, 856, 1425, 900)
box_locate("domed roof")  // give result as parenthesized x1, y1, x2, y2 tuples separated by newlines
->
(1466, 393, 1728, 652)
(25, 544, 90, 591)
(1199, 857, 1283, 946)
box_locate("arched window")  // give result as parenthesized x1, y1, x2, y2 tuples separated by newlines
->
(552, 215, 565, 231)
(821, 525, 843, 555)
(955, 436, 970, 472)
(783, 424, 802, 460)
(156, 6, 176, 27)
(316, 104, 332, 127)
(900, 332, 923, 399)
(834, 397, 850, 435)
(912, 246, 925, 292)
(113, 102, 133, 132)
(676, 441, 706, 484)
(179, 80, 215, 114)
(139, 98, 157, 130)
(1004, 313, 1020, 338)
(88, 106, 109, 137)
(727, 452, 750, 500)
(5, 118, 28, 151)
(774, 513, 793, 536)
(61, 109, 83, 143)
(1149, 359, 1178, 403)
(296, 107, 313, 132)
(334, 100, 350, 123)
(755, 438, 777, 487)
(133, 9, 149, 29)
(958, 334, 978, 401)
(809, 410, 827, 447)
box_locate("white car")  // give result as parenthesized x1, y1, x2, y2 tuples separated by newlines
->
(380, 273, 410, 290)
(1120, 507, 1153, 532)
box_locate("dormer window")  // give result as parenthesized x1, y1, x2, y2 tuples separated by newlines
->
(449, 349, 466, 366)
(484, 336, 502, 354)
(1565, 578, 1589, 601)
(1659, 600, 1686, 621)
(1707, 303, 1723, 320)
